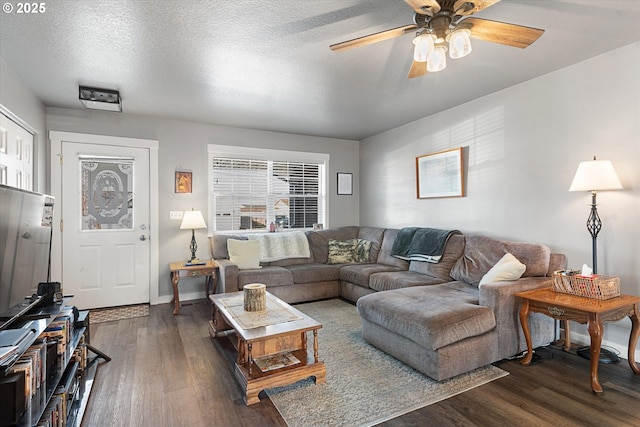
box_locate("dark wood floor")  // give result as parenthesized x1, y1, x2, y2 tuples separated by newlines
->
(81, 299, 640, 427)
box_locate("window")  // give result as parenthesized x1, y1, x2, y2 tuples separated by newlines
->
(208, 145, 328, 232)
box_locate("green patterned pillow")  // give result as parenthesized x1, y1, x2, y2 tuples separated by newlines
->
(328, 239, 357, 264)
(354, 239, 372, 262)
(327, 239, 372, 264)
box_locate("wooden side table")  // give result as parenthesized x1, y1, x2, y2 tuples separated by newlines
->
(169, 260, 219, 315)
(516, 287, 640, 393)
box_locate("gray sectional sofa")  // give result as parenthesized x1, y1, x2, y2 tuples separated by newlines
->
(208, 226, 566, 380)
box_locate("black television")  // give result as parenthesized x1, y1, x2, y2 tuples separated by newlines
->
(0, 184, 54, 330)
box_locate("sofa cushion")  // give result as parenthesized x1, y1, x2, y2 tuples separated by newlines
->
(227, 239, 261, 270)
(287, 263, 341, 284)
(340, 263, 404, 288)
(369, 271, 447, 292)
(408, 233, 465, 281)
(450, 234, 551, 287)
(357, 284, 494, 351)
(479, 253, 526, 286)
(237, 266, 293, 288)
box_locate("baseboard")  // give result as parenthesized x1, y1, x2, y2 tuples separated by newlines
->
(157, 291, 208, 305)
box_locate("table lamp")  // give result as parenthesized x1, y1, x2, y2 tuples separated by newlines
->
(180, 209, 207, 264)
(569, 156, 623, 363)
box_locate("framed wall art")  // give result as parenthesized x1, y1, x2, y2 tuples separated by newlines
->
(175, 171, 192, 193)
(416, 147, 464, 199)
(337, 172, 353, 195)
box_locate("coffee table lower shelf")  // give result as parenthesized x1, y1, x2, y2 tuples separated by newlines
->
(235, 351, 326, 405)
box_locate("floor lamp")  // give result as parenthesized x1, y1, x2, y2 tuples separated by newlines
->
(569, 156, 623, 363)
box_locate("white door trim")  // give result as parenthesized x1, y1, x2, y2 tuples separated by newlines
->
(49, 131, 160, 305)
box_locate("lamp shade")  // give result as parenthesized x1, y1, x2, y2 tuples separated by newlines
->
(448, 29, 472, 59)
(569, 158, 623, 192)
(180, 210, 207, 229)
(413, 33, 434, 63)
(427, 45, 447, 72)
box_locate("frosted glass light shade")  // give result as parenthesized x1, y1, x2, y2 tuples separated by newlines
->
(427, 45, 447, 72)
(449, 29, 472, 59)
(569, 159, 623, 192)
(413, 34, 434, 62)
(180, 210, 207, 229)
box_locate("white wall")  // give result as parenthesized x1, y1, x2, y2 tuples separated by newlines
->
(0, 58, 47, 192)
(360, 41, 640, 358)
(46, 109, 360, 301)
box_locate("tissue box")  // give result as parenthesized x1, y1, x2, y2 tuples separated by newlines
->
(552, 271, 620, 300)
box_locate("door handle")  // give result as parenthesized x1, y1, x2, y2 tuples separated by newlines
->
(140, 235, 147, 241)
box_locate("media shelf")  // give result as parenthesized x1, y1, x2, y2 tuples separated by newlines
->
(0, 297, 97, 427)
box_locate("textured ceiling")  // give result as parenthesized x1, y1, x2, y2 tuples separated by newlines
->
(1, 1, 640, 140)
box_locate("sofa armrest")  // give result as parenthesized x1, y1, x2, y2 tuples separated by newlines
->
(216, 259, 240, 293)
(479, 277, 555, 358)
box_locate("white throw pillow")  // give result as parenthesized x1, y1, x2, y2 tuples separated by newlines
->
(227, 239, 261, 270)
(479, 253, 526, 286)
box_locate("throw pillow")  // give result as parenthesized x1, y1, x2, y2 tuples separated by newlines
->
(354, 239, 372, 262)
(227, 239, 261, 270)
(479, 253, 526, 287)
(327, 239, 358, 264)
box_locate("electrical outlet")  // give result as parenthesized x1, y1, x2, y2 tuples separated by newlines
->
(170, 211, 184, 220)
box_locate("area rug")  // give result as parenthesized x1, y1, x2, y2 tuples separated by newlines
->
(266, 299, 508, 427)
(90, 304, 149, 323)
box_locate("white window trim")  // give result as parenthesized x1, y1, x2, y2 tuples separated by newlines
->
(207, 144, 329, 232)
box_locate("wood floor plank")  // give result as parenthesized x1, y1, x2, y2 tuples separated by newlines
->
(80, 301, 640, 427)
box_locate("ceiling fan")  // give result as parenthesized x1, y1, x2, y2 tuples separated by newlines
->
(330, 0, 544, 78)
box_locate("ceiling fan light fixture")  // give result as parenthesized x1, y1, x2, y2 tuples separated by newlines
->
(412, 33, 435, 62)
(448, 29, 472, 59)
(427, 44, 447, 72)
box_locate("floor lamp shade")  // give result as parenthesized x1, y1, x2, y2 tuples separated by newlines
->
(569, 158, 623, 192)
(180, 210, 207, 262)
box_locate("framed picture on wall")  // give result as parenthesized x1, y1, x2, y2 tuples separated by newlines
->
(337, 172, 353, 195)
(416, 147, 464, 199)
(175, 171, 192, 193)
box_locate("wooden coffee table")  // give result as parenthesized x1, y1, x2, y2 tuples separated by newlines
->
(208, 291, 326, 405)
(516, 287, 640, 393)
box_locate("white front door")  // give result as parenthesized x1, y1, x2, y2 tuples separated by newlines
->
(50, 132, 158, 310)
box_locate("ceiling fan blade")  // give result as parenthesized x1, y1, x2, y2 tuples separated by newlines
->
(407, 61, 428, 79)
(453, 0, 500, 16)
(404, 0, 440, 15)
(330, 24, 418, 52)
(458, 17, 544, 48)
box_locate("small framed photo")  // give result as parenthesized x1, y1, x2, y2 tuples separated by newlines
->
(337, 172, 353, 195)
(416, 147, 464, 199)
(175, 171, 192, 193)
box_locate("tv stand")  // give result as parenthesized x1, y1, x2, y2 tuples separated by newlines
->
(0, 298, 103, 426)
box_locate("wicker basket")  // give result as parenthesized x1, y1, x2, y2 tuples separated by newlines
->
(552, 270, 620, 300)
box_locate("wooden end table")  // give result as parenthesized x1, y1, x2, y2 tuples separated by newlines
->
(209, 291, 326, 405)
(516, 287, 640, 393)
(169, 260, 218, 315)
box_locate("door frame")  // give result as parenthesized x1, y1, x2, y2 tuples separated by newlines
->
(49, 131, 160, 305)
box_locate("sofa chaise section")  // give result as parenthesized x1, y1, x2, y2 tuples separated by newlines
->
(357, 233, 566, 381)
